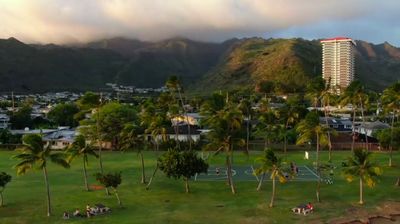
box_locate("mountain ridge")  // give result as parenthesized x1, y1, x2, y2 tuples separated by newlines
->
(0, 37, 399, 93)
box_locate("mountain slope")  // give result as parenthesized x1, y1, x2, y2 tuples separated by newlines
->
(193, 38, 322, 93)
(0, 37, 398, 93)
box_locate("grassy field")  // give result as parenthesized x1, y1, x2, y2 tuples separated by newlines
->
(0, 149, 399, 224)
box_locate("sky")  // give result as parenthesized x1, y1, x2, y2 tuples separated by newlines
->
(0, 0, 399, 46)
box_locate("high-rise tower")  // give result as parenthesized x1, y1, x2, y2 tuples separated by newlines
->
(321, 37, 356, 94)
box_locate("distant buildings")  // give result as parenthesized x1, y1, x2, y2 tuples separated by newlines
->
(321, 37, 356, 94)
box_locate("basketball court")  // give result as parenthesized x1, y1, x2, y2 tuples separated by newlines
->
(194, 165, 320, 182)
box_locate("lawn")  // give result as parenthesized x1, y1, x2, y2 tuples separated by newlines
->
(0, 149, 399, 224)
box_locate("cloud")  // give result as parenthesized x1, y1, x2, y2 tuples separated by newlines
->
(0, 0, 398, 45)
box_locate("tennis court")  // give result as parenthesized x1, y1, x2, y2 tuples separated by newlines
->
(194, 165, 320, 182)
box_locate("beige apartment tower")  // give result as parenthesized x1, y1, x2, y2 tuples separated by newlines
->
(321, 37, 356, 94)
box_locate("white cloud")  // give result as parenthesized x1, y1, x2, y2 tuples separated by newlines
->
(0, 0, 398, 45)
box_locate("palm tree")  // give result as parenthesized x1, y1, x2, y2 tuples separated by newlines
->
(254, 149, 287, 207)
(120, 124, 147, 184)
(296, 112, 330, 202)
(13, 134, 70, 216)
(341, 81, 369, 151)
(166, 76, 192, 149)
(381, 81, 400, 167)
(201, 96, 244, 194)
(239, 98, 253, 153)
(321, 84, 335, 161)
(342, 149, 382, 204)
(67, 135, 98, 191)
(145, 113, 168, 190)
(279, 104, 300, 154)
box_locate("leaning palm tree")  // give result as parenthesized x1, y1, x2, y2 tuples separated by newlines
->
(342, 149, 382, 204)
(296, 112, 330, 202)
(13, 134, 70, 216)
(67, 135, 98, 191)
(120, 124, 147, 184)
(254, 149, 288, 207)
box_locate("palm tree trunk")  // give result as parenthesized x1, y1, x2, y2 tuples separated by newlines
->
(359, 177, 364, 204)
(316, 135, 321, 202)
(284, 121, 289, 154)
(177, 88, 192, 150)
(396, 177, 400, 186)
(146, 163, 158, 190)
(351, 109, 356, 152)
(324, 99, 332, 161)
(227, 153, 236, 194)
(257, 173, 266, 191)
(83, 157, 89, 191)
(246, 115, 250, 153)
(139, 151, 146, 184)
(43, 166, 51, 217)
(184, 177, 190, 193)
(360, 99, 369, 150)
(97, 141, 110, 195)
(113, 188, 122, 207)
(0, 190, 3, 207)
(270, 176, 275, 207)
(389, 111, 395, 167)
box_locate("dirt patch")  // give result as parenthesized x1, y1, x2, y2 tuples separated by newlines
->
(329, 201, 400, 224)
(89, 184, 105, 190)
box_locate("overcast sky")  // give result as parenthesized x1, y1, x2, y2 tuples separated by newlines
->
(0, 0, 399, 46)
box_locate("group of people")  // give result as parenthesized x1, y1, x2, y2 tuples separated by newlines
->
(62, 204, 110, 219)
(292, 202, 314, 215)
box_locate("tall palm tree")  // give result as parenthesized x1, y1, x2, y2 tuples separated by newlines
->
(239, 98, 253, 153)
(279, 104, 300, 154)
(13, 134, 70, 216)
(166, 76, 192, 149)
(201, 96, 244, 194)
(67, 135, 98, 191)
(145, 113, 168, 190)
(120, 124, 147, 184)
(296, 112, 330, 202)
(381, 81, 400, 167)
(343, 149, 382, 204)
(254, 149, 287, 207)
(321, 84, 335, 161)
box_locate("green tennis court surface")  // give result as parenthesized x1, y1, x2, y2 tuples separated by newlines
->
(194, 165, 320, 182)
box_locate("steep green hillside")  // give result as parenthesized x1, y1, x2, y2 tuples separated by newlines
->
(193, 38, 322, 93)
(0, 37, 125, 92)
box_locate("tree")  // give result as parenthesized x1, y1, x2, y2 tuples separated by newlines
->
(10, 105, 33, 129)
(305, 77, 325, 109)
(166, 76, 192, 149)
(381, 81, 400, 166)
(67, 135, 98, 191)
(201, 94, 244, 194)
(94, 102, 137, 150)
(278, 103, 300, 154)
(296, 111, 330, 202)
(239, 98, 253, 153)
(0, 172, 11, 207)
(48, 103, 79, 127)
(120, 124, 147, 184)
(13, 134, 70, 216)
(342, 149, 382, 204)
(95, 172, 123, 207)
(254, 149, 288, 207)
(158, 149, 208, 193)
(341, 81, 369, 151)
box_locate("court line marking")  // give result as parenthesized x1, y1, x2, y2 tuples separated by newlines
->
(250, 165, 259, 182)
(303, 165, 319, 179)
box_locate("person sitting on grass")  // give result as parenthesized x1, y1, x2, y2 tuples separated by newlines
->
(62, 211, 70, 219)
(73, 208, 83, 217)
(306, 202, 313, 211)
